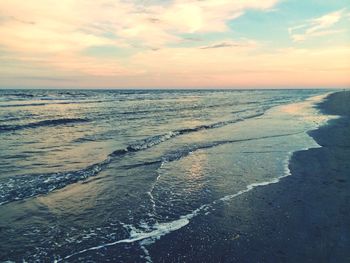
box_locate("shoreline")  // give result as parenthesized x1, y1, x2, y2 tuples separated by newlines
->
(0, 90, 346, 262)
(54, 92, 335, 262)
(147, 91, 350, 262)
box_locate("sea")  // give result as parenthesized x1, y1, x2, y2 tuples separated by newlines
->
(0, 89, 333, 262)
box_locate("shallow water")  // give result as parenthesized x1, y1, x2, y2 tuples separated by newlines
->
(0, 89, 332, 261)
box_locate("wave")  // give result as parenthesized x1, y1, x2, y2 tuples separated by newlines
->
(0, 92, 35, 98)
(0, 108, 280, 206)
(0, 102, 48, 107)
(117, 110, 265, 148)
(116, 101, 257, 116)
(176, 112, 263, 133)
(0, 128, 301, 206)
(126, 131, 180, 151)
(0, 111, 272, 205)
(0, 157, 112, 206)
(123, 132, 303, 169)
(91, 109, 264, 150)
(0, 118, 89, 132)
(0, 100, 110, 108)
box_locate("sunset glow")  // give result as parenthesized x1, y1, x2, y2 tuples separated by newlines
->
(0, 0, 349, 88)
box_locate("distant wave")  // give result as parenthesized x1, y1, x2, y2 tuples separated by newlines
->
(75, 109, 266, 143)
(0, 118, 89, 132)
(0, 103, 48, 107)
(1, 93, 35, 98)
(0, 100, 110, 108)
(117, 101, 258, 116)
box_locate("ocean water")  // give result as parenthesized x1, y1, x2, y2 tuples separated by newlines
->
(0, 89, 332, 262)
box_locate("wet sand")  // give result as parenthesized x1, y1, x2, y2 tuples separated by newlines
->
(148, 91, 350, 263)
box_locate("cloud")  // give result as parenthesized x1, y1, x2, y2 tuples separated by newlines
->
(200, 41, 256, 49)
(2, 0, 348, 89)
(16, 76, 78, 82)
(200, 42, 240, 49)
(160, 0, 279, 33)
(0, 15, 35, 25)
(0, 0, 279, 50)
(289, 9, 347, 42)
(0, 0, 280, 78)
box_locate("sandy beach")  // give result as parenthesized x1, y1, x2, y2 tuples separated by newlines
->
(147, 91, 350, 263)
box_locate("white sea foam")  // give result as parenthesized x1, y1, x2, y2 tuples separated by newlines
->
(60, 218, 191, 261)
(60, 172, 290, 261)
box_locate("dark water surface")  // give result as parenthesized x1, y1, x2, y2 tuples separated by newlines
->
(0, 89, 331, 262)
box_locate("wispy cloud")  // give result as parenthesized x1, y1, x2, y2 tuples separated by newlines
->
(0, 15, 35, 25)
(17, 76, 78, 82)
(200, 41, 256, 49)
(200, 42, 240, 49)
(289, 9, 346, 42)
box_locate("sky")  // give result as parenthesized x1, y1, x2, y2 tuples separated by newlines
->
(0, 0, 349, 89)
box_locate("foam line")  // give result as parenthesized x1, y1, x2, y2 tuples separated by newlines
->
(59, 171, 291, 261)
